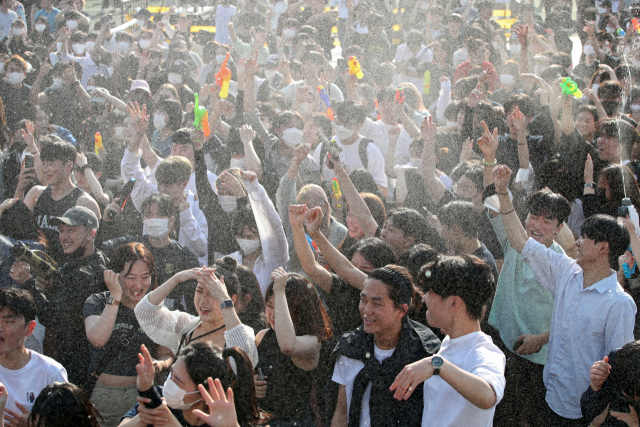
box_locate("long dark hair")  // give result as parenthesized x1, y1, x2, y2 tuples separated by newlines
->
(179, 342, 266, 425)
(265, 273, 332, 341)
(109, 243, 158, 290)
(28, 382, 102, 427)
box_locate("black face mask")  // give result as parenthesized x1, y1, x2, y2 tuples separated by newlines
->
(601, 101, 621, 117)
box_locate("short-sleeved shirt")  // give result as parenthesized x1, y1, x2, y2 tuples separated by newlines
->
(34, 8, 59, 33)
(83, 291, 159, 377)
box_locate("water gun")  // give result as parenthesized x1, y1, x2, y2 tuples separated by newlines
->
(193, 93, 211, 137)
(348, 56, 364, 79)
(305, 233, 319, 252)
(94, 132, 103, 155)
(317, 86, 334, 120)
(215, 52, 231, 99)
(374, 98, 381, 120)
(423, 70, 431, 95)
(624, 246, 637, 279)
(631, 18, 640, 33)
(560, 77, 582, 98)
(395, 88, 405, 104)
(617, 28, 625, 36)
(332, 177, 342, 208)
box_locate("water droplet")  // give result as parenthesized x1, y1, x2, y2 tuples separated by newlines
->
(424, 270, 431, 278)
(365, 352, 371, 358)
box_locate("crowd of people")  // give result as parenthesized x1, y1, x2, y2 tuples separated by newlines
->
(0, 0, 639, 425)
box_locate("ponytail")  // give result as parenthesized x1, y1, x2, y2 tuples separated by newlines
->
(222, 347, 261, 425)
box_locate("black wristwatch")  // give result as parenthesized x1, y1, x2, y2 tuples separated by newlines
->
(106, 296, 120, 306)
(220, 299, 234, 310)
(431, 355, 444, 375)
(79, 164, 92, 173)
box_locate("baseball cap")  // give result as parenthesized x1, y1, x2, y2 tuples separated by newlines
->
(50, 206, 99, 230)
(130, 79, 150, 93)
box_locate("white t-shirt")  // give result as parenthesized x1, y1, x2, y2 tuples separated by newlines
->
(214, 5, 236, 45)
(360, 118, 412, 167)
(270, 1, 288, 31)
(313, 136, 388, 188)
(332, 345, 395, 427)
(422, 331, 505, 427)
(0, 351, 67, 413)
(280, 80, 344, 105)
(0, 10, 16, 41)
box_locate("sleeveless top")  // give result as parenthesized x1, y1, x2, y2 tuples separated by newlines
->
(34, 186, 85, 264)
(256, 329, 313, 421)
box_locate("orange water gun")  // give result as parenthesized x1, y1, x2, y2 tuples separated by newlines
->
(374, 98, 381, 120)
(348, 56, 364, 79)
(632, 18, 640, 33)
(317, 86, 334, 120)
(215, 52, 232, 99)
(94, 132, 103, 155)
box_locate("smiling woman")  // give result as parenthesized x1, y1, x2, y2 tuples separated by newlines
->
(83, 243, 174, 427)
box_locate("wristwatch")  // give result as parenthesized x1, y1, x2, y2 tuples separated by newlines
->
(584, 182, 596, 188)
(106, 296, 120, 306)
(220, 299, 234, 310)
(431, 355, 444, 375)
(79, 164, 92, 173)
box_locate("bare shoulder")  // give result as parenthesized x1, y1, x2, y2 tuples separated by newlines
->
(255, 328, 269, 347)
(77, 193, 102, 219)
(24, 185, 47, 210)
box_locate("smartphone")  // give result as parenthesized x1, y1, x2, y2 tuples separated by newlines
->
(257, 368, 264, 381)
(24, 153, 34, 169)
(513, 338, 524, 352)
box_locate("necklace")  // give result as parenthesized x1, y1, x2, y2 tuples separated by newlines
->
(188, 324, 225, 343)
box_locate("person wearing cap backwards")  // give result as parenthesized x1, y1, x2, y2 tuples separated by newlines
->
(9, 205, 108, 390)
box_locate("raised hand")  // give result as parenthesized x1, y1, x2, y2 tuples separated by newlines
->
(239, 170, 257, 184)
(127, 102, 149, 136)
(508, 106, 527, 137)
(20, 120, 36, 152)
(198, 269, 230, 302)
(217, 171, 245, 197)
(293, 143, 311, 163)
(460, 137, 474, 163)
(4, 401, 29, 427)
(420, 116, 437, 143)
(239, 125, 256, 146)
(136, 344, 156, 392)
(477, 120, 499, 162)
(584, 153, 594, 185)
(304, 206, 324, 237)
(288, 204, 309, 227)
(493, 164, 512, 194)
(271, 267, 288, 293)
(103, 270, 122, 300)
(9, 261, 31, 284)
(192, 377, 241, 427)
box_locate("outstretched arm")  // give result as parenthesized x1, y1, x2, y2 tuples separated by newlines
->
(420, 116, 446, 204)
(493, 165, 528, 253)
(332, 159, 378, 238)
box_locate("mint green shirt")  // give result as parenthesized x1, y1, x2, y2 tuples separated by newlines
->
(487, 213, 562, 365)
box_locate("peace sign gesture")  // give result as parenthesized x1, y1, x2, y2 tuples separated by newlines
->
(192, 377, 240, 427)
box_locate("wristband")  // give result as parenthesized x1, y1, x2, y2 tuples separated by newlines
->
(584, 182, 595, 188)
(501, 208, 515, 215)
(495, 192, 508, 195)
(482, 158, 497, 166)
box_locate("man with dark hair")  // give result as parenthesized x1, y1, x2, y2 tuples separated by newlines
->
(24, 140, 101, 264)
(0, 55, 34, 130)
(280, 51, 344, 105)
(392, 254, 505, 427)
(0, 288, 67, 425)
(495, 165, 636, 426)
(581, 340, 640, 426)
(453, 38, 499, 92)
(598, 81, 625, 119)
(10, 206, 107, 389)
(313, 100, 388, 197)
(596, 118, 640, 166)
(439, 200, 497, 275)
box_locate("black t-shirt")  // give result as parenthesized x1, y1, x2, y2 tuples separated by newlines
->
(83, 291, 159, 377)
(478, 208, 504, 262)
(317, 273, 362, 339)
(44, 85, 86, 139)
(0, 80, 34, 130)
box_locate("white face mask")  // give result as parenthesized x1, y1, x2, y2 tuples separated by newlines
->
(168, 73, 182, 85)
(52, 77, 62, 87)
(66, 20, 78, 30)
(409, 157, 422, 168)
(499, 74, 514, 86)
(153, 113, 166, 130)
(117, 41, 130, 53)
(216, 54, 226, 64)
(143, 218, 170, 239)
(163, 375, 201, 410)
(282, 128, 303, 147)
(72, 43, 86, 55)
(85, 41, 95, 51)
(35, 23, 46, 32)
(334, 124, 355, 141)
(606, 26, 615, 33)
(509, 44, 521, 55)
(264, 69, 277, 80)
(583, 44, 596, 55)
(592, 83, 600, 92)
(236, 237, 261, 254)
(218, 195, 237, 214)
(283, 28, 296, 39)
(12, 27, 24, 35)
(5, 72, 23, 85)
(597, 6, 606, 13)
(139, 39, 152, 50)
(492, 41, 501, 50)
(115, 126, 125, 139)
